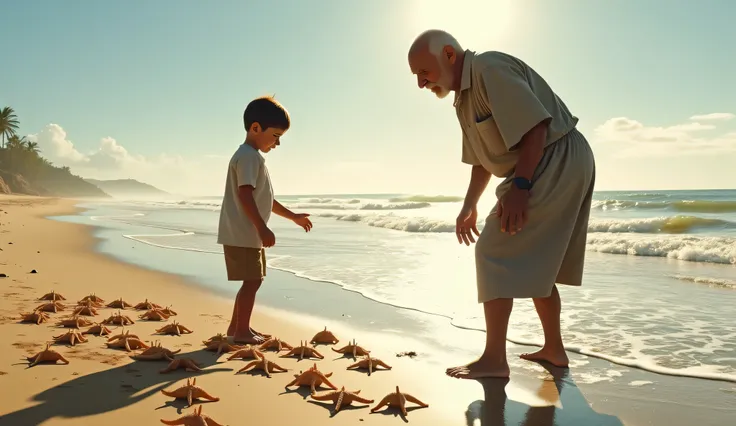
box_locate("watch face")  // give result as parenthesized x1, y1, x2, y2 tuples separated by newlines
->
(513, 178, 531, 189)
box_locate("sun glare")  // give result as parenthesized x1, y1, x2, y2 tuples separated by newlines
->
(406, 0, 517, 48)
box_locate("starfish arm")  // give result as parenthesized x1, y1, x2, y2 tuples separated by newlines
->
(285, 378, 298, 388)
(187, 388, 193, 407)
(310, 391, 335, 401)
(405, 394, 429, 407)
(353, 395, 375, 404)
(161, 389, 176, 398)
(335, 391, 345, 412)
(237, 360, 258, 373)
(203, 416, 224, 426)
(196, 390, 219, 402)
(159, 417, 187, 425)
(346, 361, 360, 369)
(312, 349, 324, 358)
(320, 375, 338, 390)
(377, 361, 392, 369)
(370, 396, 392, 412)
(332, 345, 347, 353)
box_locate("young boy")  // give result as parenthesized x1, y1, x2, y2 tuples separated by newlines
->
(217, 95, 313, 344)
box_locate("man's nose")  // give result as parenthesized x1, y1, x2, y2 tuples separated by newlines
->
(417, 76, 427, 89)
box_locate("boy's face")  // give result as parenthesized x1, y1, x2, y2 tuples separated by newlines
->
(250, 123, 286, 153)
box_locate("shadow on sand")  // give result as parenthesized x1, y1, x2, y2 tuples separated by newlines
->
(464, 363, 624, 426)
(0, 348, 232, 425)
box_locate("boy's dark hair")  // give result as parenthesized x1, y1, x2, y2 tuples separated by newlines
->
(243, 95, 290, 132)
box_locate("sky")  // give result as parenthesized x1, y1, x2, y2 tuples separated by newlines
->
(1, 0, 735, 196)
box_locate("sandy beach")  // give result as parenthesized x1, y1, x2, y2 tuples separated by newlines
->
(1, 195, 735, 426)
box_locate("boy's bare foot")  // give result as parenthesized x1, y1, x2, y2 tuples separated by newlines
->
(233, 331, 266, 345)
(251, 328, 271, 339)
(519, 347, 569, 368)
(446, 356, 510, 379)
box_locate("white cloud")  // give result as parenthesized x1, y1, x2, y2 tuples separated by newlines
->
(689, 112, 735, 121)
(25, 123, 225, 196)
(592, 114, 736, 157)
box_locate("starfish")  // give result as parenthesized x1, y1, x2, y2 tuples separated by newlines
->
(82, 323, 113, 336)
(160, 358, 203, 374)
(20, 310, 50, 324)
(347, 354, 392, 375)
(332, 339, 371, 358)
(101, 310, 135, 325)
(226, 345, 265, 361)
(285, 362, 337, 393)
(371, 386, 429, 416)
(131, 341, 181, 361)
(77, 299, 104, 308)
(106, 328, 139, 342)
(310, 386, 374, 413)
(161, 377, 220, 407)
(160, 405, 224, 426)
(38, 290, 66, 301)
(106, 297, 133, 309)
(134, 298, 163, 310)
(35, 301, 66, 313)
(280, 340, 324, 360)
(202, 333, 228, 346)
(155, 321, 193, 336)
(311, 326, 340, 345)
(53, 329, 88, 346)
(106, 335, 149, 352)
(258, 337, 294, 352)
(79, 293, 105, 304)
(72, 305, 99, 316)
(26, 343, 70, 366)
(204, 340, 245, 355)
(139, 308, 170, 321)
(161, 305, 178, 316)
(56, 315, 94, 329)
(236, 355, 288, 377)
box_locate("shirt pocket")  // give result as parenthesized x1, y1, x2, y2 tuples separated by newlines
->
(474, 116, 508, 156)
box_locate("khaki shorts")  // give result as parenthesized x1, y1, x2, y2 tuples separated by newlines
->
(223, 245, 266, 281)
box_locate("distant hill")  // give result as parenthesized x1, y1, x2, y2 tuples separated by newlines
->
(84, 178, 168, 197)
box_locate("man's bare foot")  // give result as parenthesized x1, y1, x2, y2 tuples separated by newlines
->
(445, 357, 510, 379)
(519, 346, 569, 368)
(233, 331, 266, 345)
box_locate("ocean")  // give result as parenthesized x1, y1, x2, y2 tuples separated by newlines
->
(70, 189, 736, 384)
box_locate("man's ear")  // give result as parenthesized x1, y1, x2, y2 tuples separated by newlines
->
(444, 45, 457, 64)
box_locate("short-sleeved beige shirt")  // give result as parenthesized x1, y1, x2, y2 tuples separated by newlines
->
(454, 50, 578, 177)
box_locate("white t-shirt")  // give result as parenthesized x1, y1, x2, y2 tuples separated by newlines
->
(217, 143, 274, 248)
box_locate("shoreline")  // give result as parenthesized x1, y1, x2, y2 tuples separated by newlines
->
(1, 195, 734, 426)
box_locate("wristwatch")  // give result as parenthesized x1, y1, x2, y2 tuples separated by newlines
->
(512, 177, 533, 190)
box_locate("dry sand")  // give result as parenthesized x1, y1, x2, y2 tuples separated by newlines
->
(1, 195, 734, 426)
(0, 195, 463, 425)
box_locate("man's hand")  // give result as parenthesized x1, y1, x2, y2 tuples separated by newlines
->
(456, 204, 480, 245)
(258, 225, 276, 247)
(292, 213, 313, 232)
(497, 186, 529, 235)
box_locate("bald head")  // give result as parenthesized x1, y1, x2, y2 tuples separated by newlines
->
(409, 29, 463, 57)
(408, 29, 465, 100)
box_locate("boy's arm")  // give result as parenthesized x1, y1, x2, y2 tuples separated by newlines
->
(234, 153, 268, 233)
(237, 186, 268, 232)
(272, 200, 296, 220)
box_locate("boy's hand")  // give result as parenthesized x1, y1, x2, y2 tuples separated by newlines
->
(292, 213, 313, 232)
(258, 225, 276, 247)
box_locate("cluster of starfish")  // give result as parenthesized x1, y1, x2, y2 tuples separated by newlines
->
(18, 291, 429, 422)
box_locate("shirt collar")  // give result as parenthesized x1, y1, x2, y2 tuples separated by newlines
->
(453, 49, 475, 107)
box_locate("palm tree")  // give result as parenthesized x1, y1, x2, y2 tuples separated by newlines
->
(0, 107, 19, 149)
(24, 141, 40, 154)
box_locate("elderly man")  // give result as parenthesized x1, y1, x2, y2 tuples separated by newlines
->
(408, 30, 596, 379)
